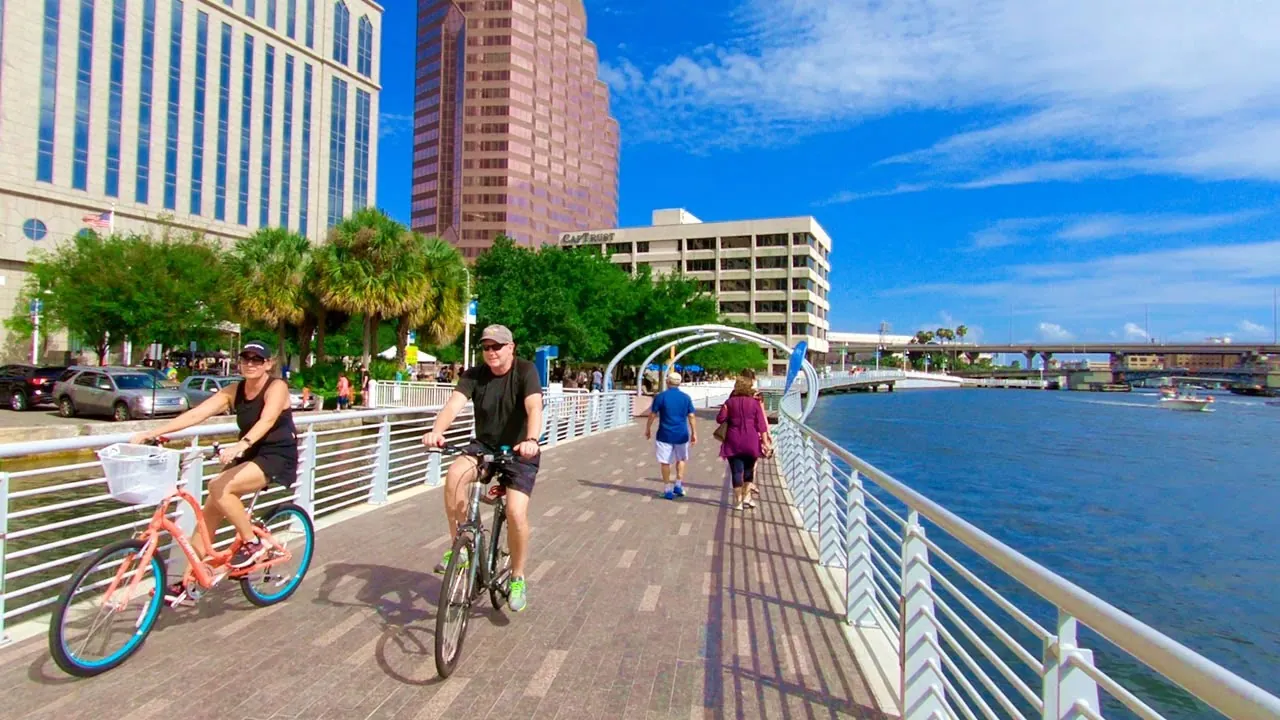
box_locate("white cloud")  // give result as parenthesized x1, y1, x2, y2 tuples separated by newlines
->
(964, 211, 1264, 250)
(1038, 322, 1074, 341)
(379, 112, 414, 140)
(1238, 319, 1270, 338)
(887, 239, 1280, 316)
(605, 0, 1280, 185)
(1123, 322, 1149, 341)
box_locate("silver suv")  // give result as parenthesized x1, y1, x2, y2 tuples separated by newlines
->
(54, 368, 190, 422)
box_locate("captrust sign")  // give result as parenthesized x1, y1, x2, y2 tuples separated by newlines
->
(561, 231, 616, 245)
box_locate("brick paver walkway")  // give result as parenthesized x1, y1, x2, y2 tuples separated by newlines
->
(0, 413, 888, 720)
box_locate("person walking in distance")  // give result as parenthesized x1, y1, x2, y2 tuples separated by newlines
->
(645, 371, 697, 500)
(717, 376, 769, 510)
(421, 325, 543, 613)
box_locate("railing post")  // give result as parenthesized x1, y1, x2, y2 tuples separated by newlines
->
(1042, 613, 1101, 720)
(297, 428, 317, 517)
(845, 470, 879, 627)
(567, 398, 578, 442)
(0, 471, 9, 647)
(586, 394, 597, 435)
(546, 401, 559, 448)
(818, 449, 843, 568)
(370, 416, 390, 504)
(367, 379, 379, 409)
(171, 438, 208, 577)
(900, 511, 946, 718)
(426, 449, 442, 487)
(800, 437, 820, 532)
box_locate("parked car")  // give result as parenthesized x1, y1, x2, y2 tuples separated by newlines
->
(0, 364, 68, 411)
(179, 375, 241, 408)
(290, 387, 319, 411)
(53, 368, 190, 422)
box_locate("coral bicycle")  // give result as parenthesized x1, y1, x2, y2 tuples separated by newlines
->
(48, 440, 315, 676)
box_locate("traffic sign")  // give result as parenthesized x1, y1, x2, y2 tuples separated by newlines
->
(29, 299, 42, 315)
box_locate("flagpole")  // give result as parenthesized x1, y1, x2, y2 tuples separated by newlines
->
(109, 203, 116, 234)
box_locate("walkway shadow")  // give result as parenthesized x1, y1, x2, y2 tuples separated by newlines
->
(575, 478, 726, 509)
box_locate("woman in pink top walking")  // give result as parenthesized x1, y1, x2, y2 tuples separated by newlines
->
(716, 377, 770, 510)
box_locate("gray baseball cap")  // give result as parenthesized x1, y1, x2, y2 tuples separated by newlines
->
(480, 325, 514, 344)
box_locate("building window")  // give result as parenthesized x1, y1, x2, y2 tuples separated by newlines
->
(792, 300, 812, 314)
(70, 0, 95, 191)
(214, 22, 232, 220)
(356, 15, 373, 77)
(37, 0, 61, 184)
(687, 237, 714, 251)
(636, 241, 649, 253)
(237, 35, 254, 225)
(327, 76, 348, 227)
(755, 301, 786, 314)
(792, 254, 815, 269)
(697, 280, 713, 292)
(719, 279, 750, 292)
(792, 232, 814, 245)
(720, 235, 750, 249)
(791, 323, 809, 336)
(720, 301, 749, 314)
(353, 88, 371, 210)
(286, 0, 296, 37)
(23, 219, 49, 241)
(756, 278, 785, 291)
(684, 259, 714, 272)
(299, 62, 313, 234)
(755, 256, 786, 270)
(245, 0, 255, 17)
(757, 323, 786, 336)
(266, 0, 276, 27)
(258, 44, 276, 226)
(189, 11, 209, 215)
(305, 0, 314, 47)
(104, 0, 127, 197)
(332, 1, 349, 64)
(606, 242, 631, 255)
(161, 0, 184, 211)
(756, 233, 787, 247)
(720, 257, 750, 271)
(280, 54, 294, 227)
(135, 0, 158, 202)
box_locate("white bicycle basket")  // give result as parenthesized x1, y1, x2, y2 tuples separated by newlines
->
(97, 443, 181, 505)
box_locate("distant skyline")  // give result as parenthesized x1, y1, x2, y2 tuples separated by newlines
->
(373, 0, 1280, 344)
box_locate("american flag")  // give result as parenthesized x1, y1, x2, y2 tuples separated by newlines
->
(81, 209, 112, 230)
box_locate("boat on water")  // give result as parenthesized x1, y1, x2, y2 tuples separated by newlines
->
(1158, 385, 1178, 398)
(1158, 393, 1215, 412)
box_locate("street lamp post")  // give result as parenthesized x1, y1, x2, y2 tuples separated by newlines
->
(29, 299, 42, 365)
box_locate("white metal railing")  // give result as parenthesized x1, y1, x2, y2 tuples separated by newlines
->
(366, 380, 457, 409)
(963, 378, 1051, 390)
(772, 394, 1280, 720)
(0, 391, 635, 644)
(759, 369, 908, 392)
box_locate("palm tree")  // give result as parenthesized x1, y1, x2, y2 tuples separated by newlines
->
(224, 228, 311, 365)
(311, 208, 429, 368)
(956, 325, 968, 344)
(393, 234, 468, 365)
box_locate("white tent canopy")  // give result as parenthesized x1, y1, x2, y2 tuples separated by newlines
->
(378, 347, 437, 363)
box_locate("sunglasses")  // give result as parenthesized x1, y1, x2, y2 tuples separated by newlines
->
(239, 354, 267, 365)
(480, 343, 507, 352)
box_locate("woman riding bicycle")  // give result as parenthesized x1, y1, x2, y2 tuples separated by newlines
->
(131, 340, 297, 571)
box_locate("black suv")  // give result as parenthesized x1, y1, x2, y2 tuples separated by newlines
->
(0, 364, 69, 411)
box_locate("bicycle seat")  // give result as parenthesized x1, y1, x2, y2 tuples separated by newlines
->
(480, 484, 506, 505)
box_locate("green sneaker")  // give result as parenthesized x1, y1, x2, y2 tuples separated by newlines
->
(434, 547, 468, 574)
(509, 576, 528, 612)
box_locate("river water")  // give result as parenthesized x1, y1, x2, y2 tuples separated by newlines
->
(805, 388, 1280, 718)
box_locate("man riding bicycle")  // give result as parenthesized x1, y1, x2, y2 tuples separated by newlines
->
(422, 325, 543, 613)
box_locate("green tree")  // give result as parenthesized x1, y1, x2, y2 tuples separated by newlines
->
(312, 208, 427, 368)
(224, 227, 311, 364)
(956, 324, 968, 343)
(395, 235, 468, 366)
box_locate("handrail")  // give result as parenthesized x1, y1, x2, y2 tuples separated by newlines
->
(774, 392, 1280, 719)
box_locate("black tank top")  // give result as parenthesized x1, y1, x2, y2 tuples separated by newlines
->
(234, 378, 297, 451)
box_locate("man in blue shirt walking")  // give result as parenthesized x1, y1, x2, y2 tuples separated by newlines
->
(644, 372, 698, 500)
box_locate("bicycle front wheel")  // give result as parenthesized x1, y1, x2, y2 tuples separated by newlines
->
(49, 538, 166, 677)
(489, 505, 512, 610)
(435, 532, 475, 678)
(240, 503, 315, 607)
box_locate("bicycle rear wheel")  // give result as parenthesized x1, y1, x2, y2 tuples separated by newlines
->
(489, 505, 512, 610)
(434, 532, 476, 678)
(240, 503, 316, 607)
(49, 538, 166, 677)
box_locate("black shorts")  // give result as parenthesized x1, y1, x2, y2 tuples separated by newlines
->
(462, 441, 539, 497)
(236, 447, 298, 489)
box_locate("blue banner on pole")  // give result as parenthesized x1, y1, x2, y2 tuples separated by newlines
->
(783, 341, 808, 394)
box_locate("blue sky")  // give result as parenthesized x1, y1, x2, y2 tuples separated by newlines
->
(375, 0, 1280, 345)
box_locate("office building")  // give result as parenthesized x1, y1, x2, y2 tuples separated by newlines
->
(0, 0, 382, 354)
(559, 209, 832, 375)
(412, 0, 618, 258)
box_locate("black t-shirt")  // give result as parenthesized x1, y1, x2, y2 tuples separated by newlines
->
(456, 358, 542, 449)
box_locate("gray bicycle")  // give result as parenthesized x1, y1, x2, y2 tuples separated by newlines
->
(429, 445, 515, 678)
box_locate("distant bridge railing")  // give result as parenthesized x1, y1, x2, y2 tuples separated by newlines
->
(772, 392, 1280, 719)
(759, 369, 908, 392)
(0, 391, 635, 645)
